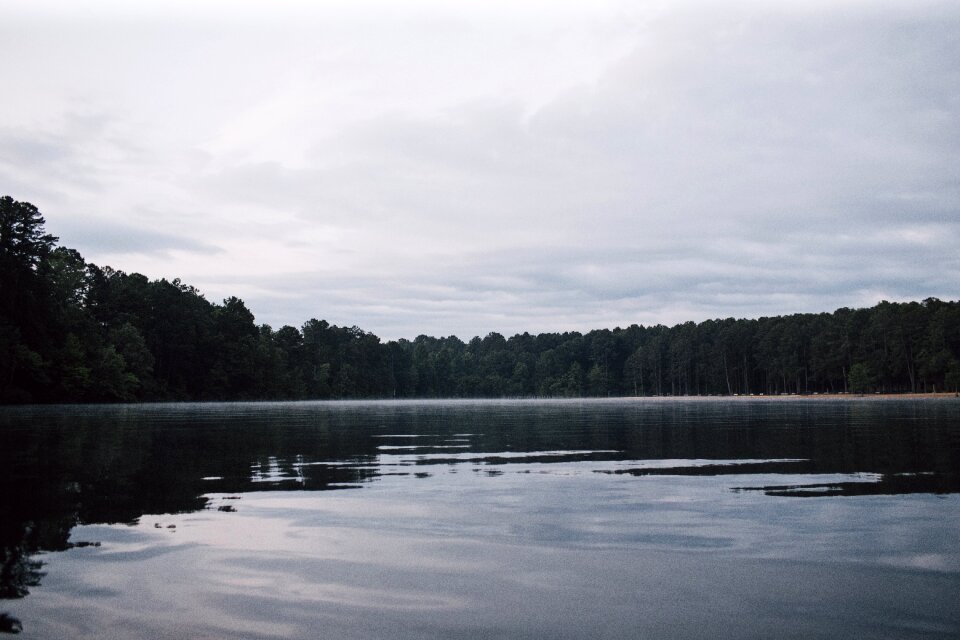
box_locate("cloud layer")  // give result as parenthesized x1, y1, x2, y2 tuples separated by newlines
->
(2, 0, 958, 338)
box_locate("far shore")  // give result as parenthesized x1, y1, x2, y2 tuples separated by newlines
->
(578, 392, 959, 402)
(2, 392, 958, 407)
(657, 391, 959, 401)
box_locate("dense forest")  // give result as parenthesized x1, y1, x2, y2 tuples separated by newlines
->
(2, 195, 959, 403)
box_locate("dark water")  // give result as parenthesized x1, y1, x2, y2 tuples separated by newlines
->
(1, 398, 958, 638)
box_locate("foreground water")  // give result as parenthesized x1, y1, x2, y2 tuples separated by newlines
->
(1, 398, 958, 638)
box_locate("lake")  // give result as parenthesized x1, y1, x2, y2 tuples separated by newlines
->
(1, 398, 958, 638)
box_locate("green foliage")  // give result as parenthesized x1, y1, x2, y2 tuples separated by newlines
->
(0, 196, 58, 275)
(109, 323, 154, 385)
(90, 345, 139, 401)
(847, 363, 873, 395)
(945, 359, 960, 393)
(623, 347, 644, 396)
(0, 321, 46, 402)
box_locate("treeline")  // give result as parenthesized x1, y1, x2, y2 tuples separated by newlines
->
(2, 195, 959, 403)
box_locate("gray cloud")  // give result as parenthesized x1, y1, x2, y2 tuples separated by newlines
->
(54, 217, 222, 259)
(200, 221, 960, 340)
(2, 1, 958, 339)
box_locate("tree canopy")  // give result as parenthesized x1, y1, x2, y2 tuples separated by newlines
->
(2, 196, 959, 403)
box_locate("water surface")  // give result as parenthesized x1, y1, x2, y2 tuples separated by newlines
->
(1, 398, 958, 638)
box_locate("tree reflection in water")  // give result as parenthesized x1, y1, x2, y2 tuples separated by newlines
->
(0, 398, 958, 630)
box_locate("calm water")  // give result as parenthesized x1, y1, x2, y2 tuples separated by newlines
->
(1, 398, 958, 639)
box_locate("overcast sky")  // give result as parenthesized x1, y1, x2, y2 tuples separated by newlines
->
(2, 0, 958, 339)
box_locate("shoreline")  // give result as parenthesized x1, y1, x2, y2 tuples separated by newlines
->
(608, 392, 958, 401)
(720, 391, 959, 401)
(2, 392, 958, 409)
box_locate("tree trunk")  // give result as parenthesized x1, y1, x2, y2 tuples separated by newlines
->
(743, 354, 750, 394)
(723, 352, 733, 395)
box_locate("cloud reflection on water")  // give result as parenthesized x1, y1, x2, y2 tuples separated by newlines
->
(1, 399, 959, 637)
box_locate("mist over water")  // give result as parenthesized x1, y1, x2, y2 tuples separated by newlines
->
(1, 398, 959, 638)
